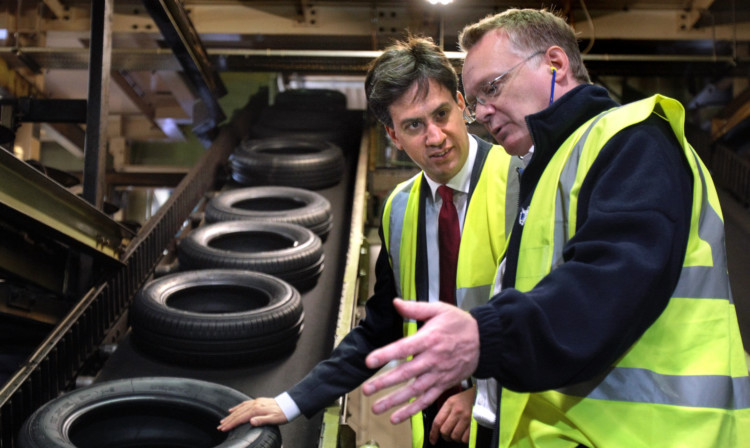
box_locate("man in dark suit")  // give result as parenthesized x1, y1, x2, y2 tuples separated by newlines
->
(218, 35, 519, 447)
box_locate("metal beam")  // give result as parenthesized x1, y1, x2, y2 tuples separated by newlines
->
(143, 0, 226, 138)
(685, 0, 717, 28)
(0, 45, 745, 75)
(41, 0, 68, 20)
(41, 122, 86, 157)
(0, 148, 133, 263)
(82, 0, 113, 209)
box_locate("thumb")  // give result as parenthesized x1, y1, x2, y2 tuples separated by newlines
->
(250, 414, 285, 427)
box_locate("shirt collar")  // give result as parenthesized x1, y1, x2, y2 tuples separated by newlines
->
(519, 145, 534, 167)
(424, 134, 477, 202)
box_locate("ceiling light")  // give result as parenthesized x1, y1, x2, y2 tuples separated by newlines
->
(427, 0, 453, 4)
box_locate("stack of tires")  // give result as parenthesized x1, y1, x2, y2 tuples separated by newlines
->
(249, 88, 353, 151)
(129, 89, 350, 369)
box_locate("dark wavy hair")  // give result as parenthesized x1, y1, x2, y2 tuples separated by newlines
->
(365, 35, 459, 128)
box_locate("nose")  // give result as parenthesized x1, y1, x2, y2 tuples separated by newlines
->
(425, 121, 446, 147)
(474, 101, 495, 125)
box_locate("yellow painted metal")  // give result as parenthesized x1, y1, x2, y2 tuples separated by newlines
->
(318, 127, 370, 447)
(0, 148, 132, 261)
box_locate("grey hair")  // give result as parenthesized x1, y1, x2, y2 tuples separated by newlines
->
(458, 8, 591, 85)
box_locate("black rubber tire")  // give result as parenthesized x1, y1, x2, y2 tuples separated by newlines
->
(205, 186, 333, 240)
(178, 221, 324, 291)
(229, 137, 344, 190)
(248, 107, 348, 149)
(274, 88, 346, 111)
(17, 377, 281, 448)
(130, 269, 303, 366)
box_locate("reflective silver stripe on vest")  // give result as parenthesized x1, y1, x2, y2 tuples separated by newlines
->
(556, 116, 731, 304)
(558, 366, 750, 410)
(457, 284, 492, 311)
(388, 181, 415, 299)
(552, 110, 744, 412)
(551, 114, 607, 270)
(672, 150, 732, 302)
(505, 157, 523, 238)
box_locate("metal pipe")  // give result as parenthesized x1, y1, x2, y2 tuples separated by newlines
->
(0, 46, 740, 67)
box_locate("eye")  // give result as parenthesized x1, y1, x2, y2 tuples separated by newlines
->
(484, 82, 498, 97)
(405, 119, 422, 131)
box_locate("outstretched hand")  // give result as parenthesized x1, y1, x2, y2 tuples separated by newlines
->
(217, 397, 288, 432)
(362, 299, 479, 425)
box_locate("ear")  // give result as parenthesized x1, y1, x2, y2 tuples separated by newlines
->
(456, 91, 466, 110)
(384, 124, 403, 151)
(546, 46, 570, 81)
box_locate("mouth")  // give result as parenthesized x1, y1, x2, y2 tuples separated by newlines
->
(492, 123, 508, 142)
(430, 147, 451, 159)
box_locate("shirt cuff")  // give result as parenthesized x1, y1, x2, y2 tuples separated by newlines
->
(274, 392, 301, 421)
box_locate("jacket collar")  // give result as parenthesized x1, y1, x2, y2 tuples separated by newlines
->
(523, 85, 619, 180)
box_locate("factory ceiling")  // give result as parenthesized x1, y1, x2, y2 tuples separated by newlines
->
(0, 0, 748, 159)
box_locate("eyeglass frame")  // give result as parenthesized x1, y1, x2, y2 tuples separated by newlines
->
(463, 50, 545, 123)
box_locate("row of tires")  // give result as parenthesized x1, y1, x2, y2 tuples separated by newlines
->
(132, 107, 351, 366)
(17, 89, 352, 447)
(129, 186, 334, 366)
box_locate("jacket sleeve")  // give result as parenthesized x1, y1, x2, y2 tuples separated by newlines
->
(287, 225, 404, 417)
(470, 115, 693, 391)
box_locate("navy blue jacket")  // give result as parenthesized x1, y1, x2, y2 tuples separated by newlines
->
(470, 85, 693, 392)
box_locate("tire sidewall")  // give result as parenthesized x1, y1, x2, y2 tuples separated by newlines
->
(18, 377, 280, 448)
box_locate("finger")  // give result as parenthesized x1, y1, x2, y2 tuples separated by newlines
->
(388, 387, 444, 425)
(450, 415, 469, 442)
(217, 413, 246, 432)
(391, 391, 440, 425)
(461, 426, 470, 443)
(227, 400, 249, 413)
(365, 336, 422, 371)
(370, 365, 444, 414)
(364, 301, 444, 370)
(432, 400, 449, 427)
(437, 407, 460, 441)
(429, 421, 440, 444)
(363, 352, 437, 396)
(429, 405, 449, 444)
(392, 298, 446, 321)
(218, 403, 256, 431)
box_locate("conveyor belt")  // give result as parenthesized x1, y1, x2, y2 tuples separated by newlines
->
(96, 142, 359, 448)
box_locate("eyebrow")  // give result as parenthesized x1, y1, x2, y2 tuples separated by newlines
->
(397, 101, 452, 128)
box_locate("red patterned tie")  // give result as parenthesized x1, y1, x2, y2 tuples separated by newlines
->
(437, 185, 460, 305)
(436, 185, 462, 409)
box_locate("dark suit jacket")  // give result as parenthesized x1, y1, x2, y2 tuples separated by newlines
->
(287, 137, 495, 417)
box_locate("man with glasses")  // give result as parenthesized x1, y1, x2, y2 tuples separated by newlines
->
(361, 8, 749, 448)
(218, 36, 521, 447)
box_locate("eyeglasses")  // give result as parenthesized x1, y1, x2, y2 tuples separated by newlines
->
(463, 50, 544, 123)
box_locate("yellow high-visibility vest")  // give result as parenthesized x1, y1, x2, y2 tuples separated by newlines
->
(495, 95, 749, 448)
(382, 144, 517, 448)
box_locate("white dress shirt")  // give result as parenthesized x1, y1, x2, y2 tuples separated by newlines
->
(274, 136, 479, 421)
(474, 146, 534, 428)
